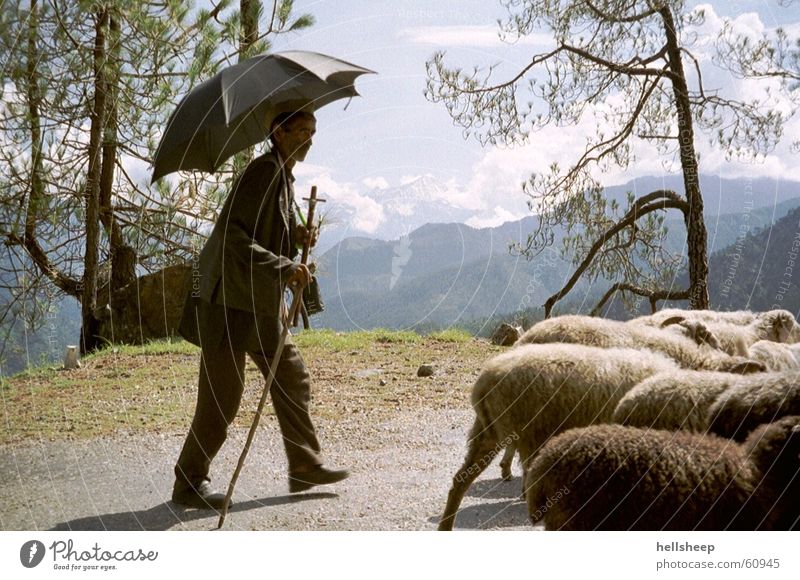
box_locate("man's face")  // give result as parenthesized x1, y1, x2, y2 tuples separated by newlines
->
(273, 116, 316, 163)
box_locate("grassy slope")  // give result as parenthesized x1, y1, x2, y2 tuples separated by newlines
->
(0, 329, 498, 445)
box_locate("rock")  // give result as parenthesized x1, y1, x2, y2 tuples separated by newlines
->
(490, 322, 523, 346)
(95, 263, 190, 345)
(379, 379, 387, 386)
(63, 345, 81, 370)
(417, 364, 435, 377)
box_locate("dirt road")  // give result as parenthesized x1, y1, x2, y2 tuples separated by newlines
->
(0, 408, 535, 531)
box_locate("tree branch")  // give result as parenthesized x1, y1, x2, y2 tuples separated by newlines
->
(583, 0, 661, 24)
(590, 282, 690, 316)
(542, 189, 688, 318)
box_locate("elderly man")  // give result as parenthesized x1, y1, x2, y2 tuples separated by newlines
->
(173, 110, 348, 510)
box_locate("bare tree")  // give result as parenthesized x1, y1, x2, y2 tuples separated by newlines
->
(426, 0, 796, 316)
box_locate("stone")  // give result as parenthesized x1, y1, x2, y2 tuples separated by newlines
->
(490, 322, 523, 346)
(417, 364, 435, 377)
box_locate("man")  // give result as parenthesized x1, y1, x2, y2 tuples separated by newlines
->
(173, 109, 348, 510)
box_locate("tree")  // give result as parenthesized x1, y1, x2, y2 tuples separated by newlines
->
(426, 0, 796, 316)
(0, 0, 313, 359)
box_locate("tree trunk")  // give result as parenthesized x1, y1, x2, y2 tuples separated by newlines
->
(239, 0, 259, 60)
(661, 7, 709, 309)
(81, 7, 109, 354)
(99, 10, 137, 294)
(233, 0, 260, 171)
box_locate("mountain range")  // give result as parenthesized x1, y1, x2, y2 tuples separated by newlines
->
(312, 175, 800, 332)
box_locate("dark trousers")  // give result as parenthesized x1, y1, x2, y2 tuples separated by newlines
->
(174, 334, 322, 490)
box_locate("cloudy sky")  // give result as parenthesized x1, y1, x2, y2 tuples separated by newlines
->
(264, 1, 800, 232)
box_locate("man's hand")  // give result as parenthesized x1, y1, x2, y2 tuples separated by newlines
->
(286, 263, 312, 290)
(294, 224, 319, 248)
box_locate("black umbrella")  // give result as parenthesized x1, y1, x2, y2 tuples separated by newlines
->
(151, 50, 374, 183)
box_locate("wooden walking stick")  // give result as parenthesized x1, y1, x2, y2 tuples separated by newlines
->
(217, 286, 303, 529)
(293, 185, 325, 328)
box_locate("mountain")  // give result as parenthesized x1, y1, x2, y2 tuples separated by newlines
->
(313, 176, 800, 331)
(316, 175, 476, 251)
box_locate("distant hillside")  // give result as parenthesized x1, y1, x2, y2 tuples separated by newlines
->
(706, 207, 800, 313)
(314, 178, 800, 331)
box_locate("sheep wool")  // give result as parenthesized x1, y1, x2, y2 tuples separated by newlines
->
(526, 417, 800, 530)
(515, 315, 763, 374)
(612, 371, 739, 432)
(707, 373, 800, 441)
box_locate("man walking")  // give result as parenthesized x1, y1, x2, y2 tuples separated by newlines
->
(173, 109, 348, 510)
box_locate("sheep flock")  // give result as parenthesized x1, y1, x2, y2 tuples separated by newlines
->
(439, 309, 800, 531)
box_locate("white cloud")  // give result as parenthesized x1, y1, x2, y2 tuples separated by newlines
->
(399, 25, 552, 48)
(362, 176, 389, 189)
(297, 172, 385, 234)
(466, 206, 526, 229)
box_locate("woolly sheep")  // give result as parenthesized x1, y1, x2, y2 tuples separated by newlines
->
(663, 310, 796, 357)
(614, 370, 800, 434)
(526, 417, 800, 530)
(707, 374, 800, 441)
(612, 370, 739, 432)
(747, 340, 800, 371)
(628, 308, 758, 327)
(438, 343, 679, 530)
(515, 315, 765, 374)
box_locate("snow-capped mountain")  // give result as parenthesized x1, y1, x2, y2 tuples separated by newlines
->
(314, 175, 478, 252)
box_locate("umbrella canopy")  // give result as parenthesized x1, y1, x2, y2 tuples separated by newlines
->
(151, 51, 374, 183)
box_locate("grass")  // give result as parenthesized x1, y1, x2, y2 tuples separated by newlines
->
(0, 329, 502, 445)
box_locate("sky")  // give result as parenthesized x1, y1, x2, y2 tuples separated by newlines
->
(246, 1, 800, 232)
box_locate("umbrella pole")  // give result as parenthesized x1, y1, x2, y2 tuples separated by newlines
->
(217, 289, 303, 529)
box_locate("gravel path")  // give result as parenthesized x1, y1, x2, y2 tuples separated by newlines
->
(0, 408, 537, 531)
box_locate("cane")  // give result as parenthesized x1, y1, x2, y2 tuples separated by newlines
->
(217, 285, 303, 529)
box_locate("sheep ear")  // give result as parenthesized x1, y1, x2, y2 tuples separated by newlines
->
(776, 315, 793, 338)
(660, 316, 686, 328)
(729, 360, 766, 374)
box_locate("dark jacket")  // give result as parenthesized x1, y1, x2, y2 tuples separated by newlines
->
(178, 150, 298, 351)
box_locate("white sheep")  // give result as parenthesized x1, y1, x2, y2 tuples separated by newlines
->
(612, 370, 739, 432)
(662, 310, 796, 357)
(707, 373, 800, 442)
(628, 308, 758, 327)
(438, 343, 679, 530)
(526, 417, 800, 530)
(747, 340, 800, 371)
(515, 315, 765, 374)
(613, 369, 800, 435)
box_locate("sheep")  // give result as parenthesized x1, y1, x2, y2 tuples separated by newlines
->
(612, 371, 739, 432)
(662, 310, 797, 357)
(628, 308, 758, 327)
(437, 343, 679, 530)
(707, 373, 800, 442)
(613, 370, 800, 434)
(747, 340, 800, 371)
(515, 315, 765, 374)
(526, 416, 800, 530)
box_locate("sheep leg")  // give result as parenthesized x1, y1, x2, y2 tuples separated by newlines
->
(499, 442, 516, 481)
(438, 419, 499, 531)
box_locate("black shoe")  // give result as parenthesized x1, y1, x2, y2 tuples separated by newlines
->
(172, 480, 230, 510)
(289, 466, 349, 493)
